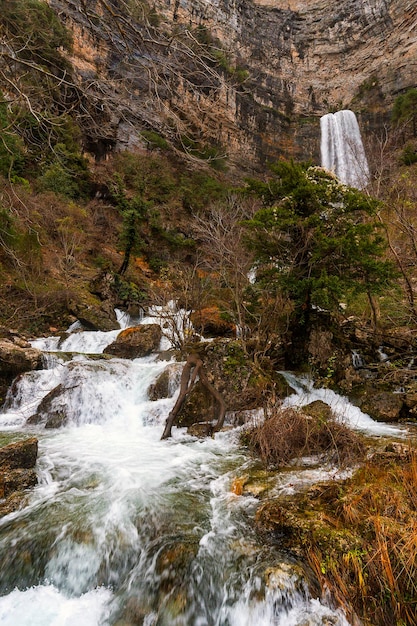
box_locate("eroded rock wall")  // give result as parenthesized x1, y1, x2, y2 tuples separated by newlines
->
(48, 0, 417, 168)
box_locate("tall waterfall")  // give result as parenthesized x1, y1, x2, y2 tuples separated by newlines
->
(320, 110, 370, 189)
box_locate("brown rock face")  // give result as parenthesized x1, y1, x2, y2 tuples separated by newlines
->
(104, 324, 162, 358)
(48, 0, 417, 168)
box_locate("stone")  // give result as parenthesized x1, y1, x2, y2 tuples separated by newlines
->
(0, 339, 44, 407)
(360, 391, 405, 422)
(303, 400, 333, 422)
(187, 422, 213, 437)
(0, 438, 38, 517)
(0, 469, 38, 499)
(190, 307, 236, 338)
(148, 363, 182, 400)
(0, 339, 43, 376)
(68, 299, 118, 332)
(0, 437, 38, 470)
(26, 384, 68, 428)
(104, 324, 162, 358)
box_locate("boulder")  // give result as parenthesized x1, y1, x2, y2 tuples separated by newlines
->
(26, 384, 68, 428)
(68, 298, 118, 331)
(0, 437, 38, 517)
(104, 324, 162, 358)
(0, 338, 43, 406)
(148, 363, 182, 400)
(190, 307, 236, 338)
(303, 400, 333, 422)
(0, 437, 38, 470)
(0, 339, 43, 376)
(360, 391, 405, 422)
(0, 469, 38, 499)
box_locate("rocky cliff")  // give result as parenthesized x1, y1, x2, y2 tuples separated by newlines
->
(48, 0, 417, 169)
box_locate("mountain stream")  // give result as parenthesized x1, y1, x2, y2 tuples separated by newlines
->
(0, 316, 407, 626)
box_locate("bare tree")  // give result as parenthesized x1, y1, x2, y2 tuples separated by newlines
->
(193, 194, 258, 337)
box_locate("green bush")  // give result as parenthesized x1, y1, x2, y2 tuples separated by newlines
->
(400, 143, 417, 165)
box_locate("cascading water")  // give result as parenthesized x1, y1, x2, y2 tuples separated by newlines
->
(320, 110, 370, 189)
(0, 320, 364, 625)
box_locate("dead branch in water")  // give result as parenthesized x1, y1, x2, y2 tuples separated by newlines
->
(161, 353, 225, 439)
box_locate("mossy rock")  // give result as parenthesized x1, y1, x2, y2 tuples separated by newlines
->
(104, 324, 162, 358)
(303, 400, 333, 422)
(190, 306, 236, 338)
(177, 381, 214, 427)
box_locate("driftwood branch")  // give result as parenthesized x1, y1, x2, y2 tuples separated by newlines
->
(161, 353, 226, 439)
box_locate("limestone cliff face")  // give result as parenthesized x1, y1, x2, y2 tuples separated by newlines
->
(49, 0, 417, 169)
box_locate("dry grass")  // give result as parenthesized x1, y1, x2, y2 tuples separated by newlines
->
(245, 406, 366, 468)
(307, 451, 417, 626)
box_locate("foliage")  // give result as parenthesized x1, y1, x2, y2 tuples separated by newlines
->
(1, 0, 72, 74)
(180, 171, 228, 212)
(399, 143, 417, 166)
(0, 0, 88, 182)
(110, 175, 149, 275)
(0, 98, 26, 178)
(392, 89, 417, 138)
(245, 161, 396, 320)
(180, 136, 227, 171)
(36, 143, 91, 198)
(141, 130, 169, 151)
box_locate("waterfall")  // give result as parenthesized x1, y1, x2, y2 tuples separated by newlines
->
(282, 372, 404, 437)
(0, 324, 355, 625)
(320, 110, 370, 189)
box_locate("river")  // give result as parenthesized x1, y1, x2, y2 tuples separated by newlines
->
(0, 315, 404, 626)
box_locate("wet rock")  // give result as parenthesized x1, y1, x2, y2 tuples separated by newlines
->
(264, 562, 306, 592)
(104, 324, 162, 358)
(0, 437, 38, 470)
(0, 438, 38, 517)
(303, 400, 333, 422)
(0, 469, 38, 499)
(148, 363, 182, 400)
(368, 442, 413, 465)
(187, 422, 213, 437)
(178, 381, 214, 427)
(68, 298, 118, 331)
(255, 500, 299, 536)
(0, 339, 43, 406)
(26, 384, 68, 428)
(360, 391, 404, 422)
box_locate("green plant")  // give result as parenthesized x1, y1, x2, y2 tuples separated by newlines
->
(245, 161, 397, 362)
(392, 89, 417, 137)
(400, 143, 417, 166)
(110, 175, 149, 275)
(141, 130, 169, 151)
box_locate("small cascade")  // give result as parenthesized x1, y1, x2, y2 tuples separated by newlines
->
(351, 350, 364, 369)
(320, 110, 370, 189)
(377, 346, 390, 363)
(282, 372, 404, 437)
